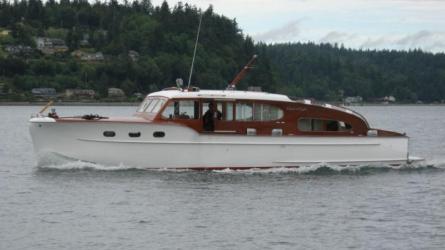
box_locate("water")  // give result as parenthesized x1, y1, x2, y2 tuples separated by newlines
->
(1, 105, 445, 249)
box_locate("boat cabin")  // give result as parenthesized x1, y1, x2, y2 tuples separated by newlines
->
(135, 89, 400, 137)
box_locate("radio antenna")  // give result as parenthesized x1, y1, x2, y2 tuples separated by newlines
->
(187, 12, 203, 89)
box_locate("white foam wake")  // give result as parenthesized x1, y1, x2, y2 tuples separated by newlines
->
(36, 152, 140, 171)
(211, 162, 435, 174)
(35, 152, 444, 173)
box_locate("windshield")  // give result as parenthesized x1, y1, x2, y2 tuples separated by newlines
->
(137, 97, 167, 114)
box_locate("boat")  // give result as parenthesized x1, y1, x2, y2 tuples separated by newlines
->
(29, 85, 422, 169)
(28, 18, 422, 169)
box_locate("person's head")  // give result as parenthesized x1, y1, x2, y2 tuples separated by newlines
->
(208, 102, 215, 111)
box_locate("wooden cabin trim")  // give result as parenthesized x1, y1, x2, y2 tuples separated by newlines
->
(147, 96, 385, 137)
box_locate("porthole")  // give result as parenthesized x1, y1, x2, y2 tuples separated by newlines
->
(103, 131, 116, 137)
(129, 132, 141, 138)
(153, 131, 165, 138)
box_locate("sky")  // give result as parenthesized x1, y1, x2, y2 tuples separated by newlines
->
(151, 0, 445, 53)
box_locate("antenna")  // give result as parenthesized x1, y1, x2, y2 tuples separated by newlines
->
(187, 12, 203, 89)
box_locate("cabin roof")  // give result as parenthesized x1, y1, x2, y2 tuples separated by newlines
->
(147, 89, 293, 102)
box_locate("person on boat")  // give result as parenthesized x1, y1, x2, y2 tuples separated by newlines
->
(203, 102, 222, 131)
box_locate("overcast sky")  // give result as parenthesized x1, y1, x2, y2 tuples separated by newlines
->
(151, 0, 445, 53)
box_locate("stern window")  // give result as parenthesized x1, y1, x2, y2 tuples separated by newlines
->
(298, 118, 352, 132)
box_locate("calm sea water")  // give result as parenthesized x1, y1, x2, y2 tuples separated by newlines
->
(1, 105, 445, 250)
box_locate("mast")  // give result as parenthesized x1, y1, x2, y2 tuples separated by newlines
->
(226, 54, 258, 90)
(187, 12, 203, 90)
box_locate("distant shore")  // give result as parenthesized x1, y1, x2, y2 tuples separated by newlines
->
(0, 101, 139, 106)
(0, 101, 444, 107)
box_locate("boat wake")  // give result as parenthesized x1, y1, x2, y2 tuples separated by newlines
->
(36, 152, 144, 171)
(212, 162, 442, 175)
(35, 152, 445, 174)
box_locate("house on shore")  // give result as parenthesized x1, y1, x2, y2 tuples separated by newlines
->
(108, 88, 126, 98)
(128, 50, 139, 62)
(71, 50, 104, 62)
(0, 29, 10, 36)
(65, 89, 96, 99)
(380, 96, 396, 104)
(5, 45, 34, 56)
(35, 37, 68, 55)
(31, 88, 56, 97)
(343, 96, 363, 105)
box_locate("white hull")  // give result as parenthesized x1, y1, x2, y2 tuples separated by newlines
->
(29, 118, 412, 169)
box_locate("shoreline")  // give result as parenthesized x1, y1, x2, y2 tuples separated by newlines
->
(1, 101, 444, 107)
(0, 101, 139, 106)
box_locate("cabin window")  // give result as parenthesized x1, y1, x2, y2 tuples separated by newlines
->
(235, 103, 253, 121)
(146, 99, 159, 112)
(137, 97, 166, 114)
(203, 101, 233, 121)
(150, 99, 166, 113)
(225, 103, 234, 121)
(162, 100, 199, 119)
(298, 118, 352, 132)
(137, 99, 152, 112)
(253, 104, 284, 121)
(202, 101, 223, 116)
(201, 101, 233, 121)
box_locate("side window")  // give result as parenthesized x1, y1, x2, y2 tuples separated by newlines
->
(298, 118, 352, 132)
(225, 102, 233, 121)
(253, 103, 284, 121)
(236, 103, 253, 121)
(162, 100, 199, 119)
(162, 102, 175, 119)
(202, 102, 209, 115)
(204, 101, 233, 121)
(177, 100, 197, 119)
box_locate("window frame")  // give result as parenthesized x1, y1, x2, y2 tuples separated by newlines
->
(297, 117, 353, 132)
(235, 102, 254, 121)
(137, 96, 168, 114)
(160, 99, 200, 120)
(235, 102, 284, 122)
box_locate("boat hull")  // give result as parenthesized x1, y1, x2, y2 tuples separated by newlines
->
(29, 118, 411, 169)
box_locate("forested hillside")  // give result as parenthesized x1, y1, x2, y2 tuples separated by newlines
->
(0, 0, 444, 102)
(0, 0, 260, 100)
(263, 43, 445, 102)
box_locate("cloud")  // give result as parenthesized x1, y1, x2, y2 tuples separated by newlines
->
(360, 37, 390, 49)
(152, 0, 445, 52)
(317, 30, 445, 53)
(319, 31, 358, 44)
(396, 30, 433, 45)
(395, 31, 445, 52)
(253, 20, 303, 42)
